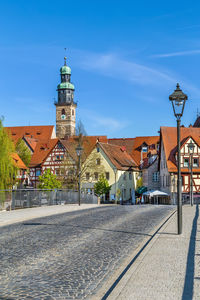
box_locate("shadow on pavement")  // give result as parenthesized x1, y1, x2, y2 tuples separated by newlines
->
(182, 204, 199, 300)
(23, 222, 152, 237)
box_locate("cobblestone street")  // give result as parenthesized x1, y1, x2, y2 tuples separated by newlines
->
(0, 205, 174, 300)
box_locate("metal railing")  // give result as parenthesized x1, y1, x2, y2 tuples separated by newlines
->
(0, 189, 98, 211)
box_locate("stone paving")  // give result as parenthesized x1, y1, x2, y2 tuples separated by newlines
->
(0, 205, 174, 299)
(106, 205, 200, 300)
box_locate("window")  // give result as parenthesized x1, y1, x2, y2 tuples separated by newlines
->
(123, 172, 126, 180)
(60, 155, 64, 160)
(72, 110, 74, 116)
(86, 172, 90, 180)
(129, 172, 132, 180)
(106, 172, 110, 180)
(94, 172, 98, 180)
(36, 169, 41, 177)
(96, 158, 100, 165)
(61, 109, 65, 115)
(56, 155, 60, 160)
(184, 158, 189, 167)
(57, 143, 63, 149)
(152, 172, 159, 182)
(55, 169, 60, 175)
(142, 146, 148, 152)
(193, 158, 199, 167)
(97, 147, 100, 153)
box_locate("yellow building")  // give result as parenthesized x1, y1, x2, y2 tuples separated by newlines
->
(82, 142, 137, 202)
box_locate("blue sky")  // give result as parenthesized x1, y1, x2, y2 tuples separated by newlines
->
(1, 0, 200, 138)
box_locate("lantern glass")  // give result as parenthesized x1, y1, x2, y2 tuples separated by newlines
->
(169, 83, 188, 119)
(76, 145, 83, 157)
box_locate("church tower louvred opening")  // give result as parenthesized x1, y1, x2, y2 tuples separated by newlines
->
(55, 56, 77, 139)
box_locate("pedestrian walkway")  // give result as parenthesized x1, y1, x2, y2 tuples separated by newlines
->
(106, 205, 200, 300)
(0, 204, 100, 227)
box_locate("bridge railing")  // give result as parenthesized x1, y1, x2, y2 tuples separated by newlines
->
(0, 189, 98, 210)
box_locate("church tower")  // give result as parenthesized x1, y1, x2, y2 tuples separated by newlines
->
(55, 57, 77, 138)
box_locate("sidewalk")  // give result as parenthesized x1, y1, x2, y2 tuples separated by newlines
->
(106, 205, 200, 300)
(0, 204, 100, 227)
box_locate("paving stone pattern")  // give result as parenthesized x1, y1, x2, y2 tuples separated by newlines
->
(0, 205, 173, 300)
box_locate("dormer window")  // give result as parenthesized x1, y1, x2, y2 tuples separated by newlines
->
(142, 146, 148, 152)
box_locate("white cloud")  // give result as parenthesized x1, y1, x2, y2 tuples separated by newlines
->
(77, 51, 174, 86)
(151, 49, 200, 58)
(72, 49, 200, 99)
(79, 108, 129, 132)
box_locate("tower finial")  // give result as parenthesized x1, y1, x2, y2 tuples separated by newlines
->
(64, 48, 67, 65)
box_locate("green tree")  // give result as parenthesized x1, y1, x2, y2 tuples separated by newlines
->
(15, 139, 31, 167)
(38, 169, 62, 189)
(0, 118, 17, 189)
(94, 175, 111, 198)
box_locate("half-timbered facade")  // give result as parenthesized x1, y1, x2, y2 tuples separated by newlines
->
(29, 139, 65, 187)
(159, 126, 200, 204)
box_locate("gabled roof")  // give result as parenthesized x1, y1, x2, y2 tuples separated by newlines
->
(29, 136, 108, 168)
(98, 142, 137, 171)
(161, 126, 200, 172)
(11, 153, 27, 170)
(108, 136, 159, 167)
(61, 136, 108, 163)
(23, 136, 38, 152)
(29, 139, 59, 167)
(5, 125, 55, 144)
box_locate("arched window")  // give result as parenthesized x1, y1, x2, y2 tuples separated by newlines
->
(62, 109, 65, 115)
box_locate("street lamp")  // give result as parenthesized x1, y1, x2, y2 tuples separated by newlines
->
(188, 142, 195, 206)
(169, 83, 188, 235)
(76, 144, 83, 206)
(113, 167, 117, 204)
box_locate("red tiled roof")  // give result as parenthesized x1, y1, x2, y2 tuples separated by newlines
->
(161, 126, 200, 172)
(11, 153, 27, 169)
(5, 126, 55, 144)
(61, 136, 108, 162)
(29, 139, 59, 167)
(108, 136, 159, 167)
(98, 142, 137, 170)
(23, 136, 38, 151)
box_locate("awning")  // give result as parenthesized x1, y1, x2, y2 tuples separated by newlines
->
(143, 190, 169, 197)
(136, 186, 147, 195)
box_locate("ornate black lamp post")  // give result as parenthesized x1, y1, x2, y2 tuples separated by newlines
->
(169, 83, 188, 234)
(76, 144, 83, 206)
(188, 142, 195, 206)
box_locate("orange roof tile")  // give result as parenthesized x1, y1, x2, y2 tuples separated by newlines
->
(5, 125, 55, 144)
(23, 136, 38, 151)
(61, 136, 108, 162)
(161, 126, 200, 172)
(29, 139, 59, 167)
(109, 136, 159, 167)
(11, 153, 27, 169)
(98, 142, 137, 170)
